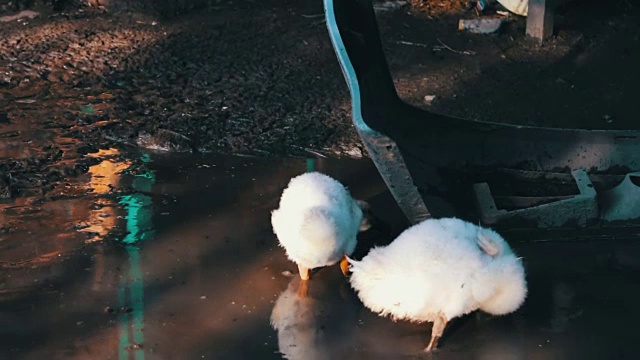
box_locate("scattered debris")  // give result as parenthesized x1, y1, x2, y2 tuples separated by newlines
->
(495, 0, 529, 16)
(458, 18, 504, 34)
(135, 20, 160, 26)
(300, 14, 324, 18)
(304, 148, 327, 158)
(374, 1, 409, 12)
(467, 0, 490, 12)
(136, 129, 193, 153)
(395, 40, 430, 48)
(0, 10, 39, 23)
(345, 147, 363, 158)
(424, 95, 436, 104)
(434, 38, 476, 55)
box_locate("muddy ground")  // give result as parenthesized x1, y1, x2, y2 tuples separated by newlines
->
(1, 0, 639, 200)
(2, 2, 640, 357)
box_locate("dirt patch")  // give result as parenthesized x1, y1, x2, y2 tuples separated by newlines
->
(388, 0, 640, 129)
(0, 0, 639, 199)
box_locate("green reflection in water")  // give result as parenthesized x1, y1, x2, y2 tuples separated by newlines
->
(117, 154, 155, 360)
(306, 158, 315, 173)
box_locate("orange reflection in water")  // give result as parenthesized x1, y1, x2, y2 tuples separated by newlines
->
(80, 148, 131, 243)
(0, 149, 130, 268)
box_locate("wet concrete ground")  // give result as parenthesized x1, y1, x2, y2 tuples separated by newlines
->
(1, 152, 640, 359)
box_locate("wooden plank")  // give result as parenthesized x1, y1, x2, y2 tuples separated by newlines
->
(526, 0, 555, 41)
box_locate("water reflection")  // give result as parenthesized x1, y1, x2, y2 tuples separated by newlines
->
(0, 148, 128, 269)
(119, 153, 156, 245)
(0, 146, 150, 334)
(81, 148, 132, 242)
(2, 154, 640, 359)
(115, 153, 156, 360)
(270, 271, 359, 360)
(547, 280, 582, 333)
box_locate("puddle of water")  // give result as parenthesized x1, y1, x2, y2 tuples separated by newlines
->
(0, 148, 133, 258)
(1, 153, 639, 359)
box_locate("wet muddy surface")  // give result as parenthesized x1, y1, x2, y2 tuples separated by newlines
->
(2, 0, 640, 358)
(2, 153, 640, 359)
(1, 0, 640, 203)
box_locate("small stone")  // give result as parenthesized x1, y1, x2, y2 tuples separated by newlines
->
(459, 18, 503, 34)
(345, 147, 362, 158)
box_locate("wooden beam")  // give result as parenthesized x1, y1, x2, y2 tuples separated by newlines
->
(526, 0, 555, 41)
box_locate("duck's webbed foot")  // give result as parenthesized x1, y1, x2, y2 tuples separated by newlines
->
(339, 255, 350, 277)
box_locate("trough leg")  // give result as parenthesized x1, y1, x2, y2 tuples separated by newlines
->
(526, 0, 555, 41)
(357, 127, 431, 225)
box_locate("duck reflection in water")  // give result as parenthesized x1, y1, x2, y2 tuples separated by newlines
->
(270, 271, 359, 360)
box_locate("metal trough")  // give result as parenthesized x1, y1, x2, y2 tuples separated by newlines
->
(323, 0, 640, 229)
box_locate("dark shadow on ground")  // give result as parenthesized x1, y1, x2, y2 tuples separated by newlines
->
(379, 0, 640, 130)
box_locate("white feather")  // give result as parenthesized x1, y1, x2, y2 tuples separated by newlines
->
(349, 218, 527, 324)
(271, 172, 364, 269)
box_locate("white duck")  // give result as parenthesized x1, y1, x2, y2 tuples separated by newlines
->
(271, 172, 371, 281)
(348, 217, 527, 351)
